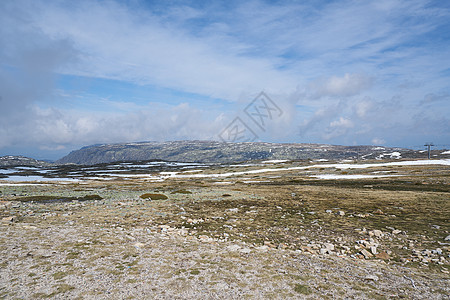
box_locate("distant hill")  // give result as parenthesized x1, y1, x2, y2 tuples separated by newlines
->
(55, 140, 425, 165)
(0, 156, 53, 167)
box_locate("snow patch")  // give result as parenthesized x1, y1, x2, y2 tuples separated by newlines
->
(312, 174, 403, 180)
(262, 160, 289, 164)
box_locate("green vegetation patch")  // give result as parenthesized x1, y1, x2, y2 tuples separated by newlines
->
(14, 194, 102, 203)
(293, 283, 312, 295)
(140, 193, 168, 200)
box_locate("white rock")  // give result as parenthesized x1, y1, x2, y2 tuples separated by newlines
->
(370, 246, 378, 255)
(239, 248, 252, 254)
(372, 230, 383, 237)
(324, 243, 335, 251)
(255, 245, 269, 251)
(227, 244, 241, 251)
(364, 274, 379, 281)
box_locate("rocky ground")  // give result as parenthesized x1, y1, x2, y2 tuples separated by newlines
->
(1, 160, 449, 299)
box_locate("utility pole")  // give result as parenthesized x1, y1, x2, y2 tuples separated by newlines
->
(424, 143, 434, 159)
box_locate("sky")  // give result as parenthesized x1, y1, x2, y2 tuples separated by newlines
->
(0, 0, 449, 160)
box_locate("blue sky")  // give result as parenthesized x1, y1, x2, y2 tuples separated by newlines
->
(0, 0, 449, 160)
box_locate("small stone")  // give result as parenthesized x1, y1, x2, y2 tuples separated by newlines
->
(360, 249, 373, 259)
(324, 243, 335, 251)
(372, 230, 383, 237)
(264, 241, 276, 248)
(239, 247, 252, 254)
(370, 246, 378, 255)
(364, 274, 379, 281)
(392, 229, 402, 235)
(325, 210, 333, 214)
(432, 225, 440, 229)
(301, 246, 314, 253)
(422, 257, 431, 263)
(255, 245, 269, 251)
(337, 211, 345, 216)
(133, 242, 145, 248)
(373, 209, 384, 214)
(198, 235, 213, 243)
(22, 225, 37, 229)
(444, 235, 450, 241)
(1, 216, 16, 223)
(227, 244, 241, 251)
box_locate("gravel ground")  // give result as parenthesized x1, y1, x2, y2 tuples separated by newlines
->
(1, 220, 448, 299)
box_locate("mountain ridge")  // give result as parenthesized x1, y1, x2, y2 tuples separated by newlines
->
(56, 140, 414, 165)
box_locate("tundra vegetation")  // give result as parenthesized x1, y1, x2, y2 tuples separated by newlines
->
(0, 158, 449, 299)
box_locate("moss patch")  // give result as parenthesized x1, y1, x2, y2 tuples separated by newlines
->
(140, 193, 168, 200)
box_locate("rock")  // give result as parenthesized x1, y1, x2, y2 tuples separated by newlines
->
(325, 210, 333, 213)
(360, 249, 373, 259)
(158, 225, 171, 233)
(370, 246, 378, 255)
(1, 216, 16, 223)
(22, 225, 37, 229)
(301, 246, 314, 254)
(369, 230, 383, 238)
(444, 235, 450, 241)
(422, 257, 431, 263)
(337, 211, 345, 216)
(264, 241, 276, 248)
(392, 229, 402, 235)
(239, 247, 252, 254)
(0, 201, 12, 210)
(373, 209, 384, 215)
(321, 243, 335, 254)
(133, 242, 146, 248)
(31, 249, 52, 258)
(375, 251, 391, 260)
(432, 225, 440, 229)
(364, 274, 379, 281)
(227, 244, 241, 251)
(198, 235, 214, 243)
(255, 245, 269, 251)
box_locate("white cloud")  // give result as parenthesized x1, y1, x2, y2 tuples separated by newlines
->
(309, 73, 373, 98)
(354, 99, 374, 118)
(329, 117, 353, 129)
